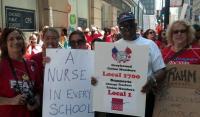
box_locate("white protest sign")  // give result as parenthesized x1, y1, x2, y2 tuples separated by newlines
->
(93, 42, 148, 116)
(43, 49, 94, 117)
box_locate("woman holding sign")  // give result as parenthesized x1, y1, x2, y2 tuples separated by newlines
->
(30, 27, 60, 117)
(155, 20, 200, 117)
(162, 20, 200, 64)
(0, 28, 41, 117)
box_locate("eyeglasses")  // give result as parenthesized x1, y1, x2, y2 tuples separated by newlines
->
(69, 39, 86, 46)
(119, 24, 134, 32)
(7, 36, 23, 41)
(119, 26, 130, 32)
(173, 29, 187, 34)
(45, 36, 59, 41)
(148, 31, 155, 34)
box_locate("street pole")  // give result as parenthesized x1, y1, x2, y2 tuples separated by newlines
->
(138, 0, 140, 27)
(164, 0, 170, 29)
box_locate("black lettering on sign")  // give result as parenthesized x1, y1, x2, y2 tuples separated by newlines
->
(49, 89, 61, 100)
(49, 103, 93, 116)
(167, 67, 196, 83)
(48, 68, 87, 82)
(66, 89, 91, 99)
(65, 51, 74, 65)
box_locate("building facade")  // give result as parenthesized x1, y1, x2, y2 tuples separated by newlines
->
(192, 0, 200, 24)
(141, 0, 155, 15)
(0, 0, 39, 34)
(0, 0, 145, 34)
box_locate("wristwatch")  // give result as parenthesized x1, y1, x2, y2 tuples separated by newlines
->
(150, 75, 157, 87)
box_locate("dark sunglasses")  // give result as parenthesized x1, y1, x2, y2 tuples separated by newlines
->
(119, 25, 134, 32)
(69, 39, 86, 46)
(148, 31, 155, 34)
(173, 29, 187, 34)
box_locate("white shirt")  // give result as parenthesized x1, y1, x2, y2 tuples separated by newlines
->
(116, 36, 166, 78)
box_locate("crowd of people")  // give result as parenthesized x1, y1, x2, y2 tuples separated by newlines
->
(0, 11, 200, 117)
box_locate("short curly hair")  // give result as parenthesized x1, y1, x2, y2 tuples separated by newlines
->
(166, 20, 195, 45)
(0, 28, 26, 59)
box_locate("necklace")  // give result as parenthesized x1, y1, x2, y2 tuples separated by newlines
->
(7, 57, 33, 92)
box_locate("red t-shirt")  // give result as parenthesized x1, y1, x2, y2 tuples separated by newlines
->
(0, 58, 41, 117)
(91, 33, 102, 42)
(192, 42, 200, 48)
(85, 33, 92, 43)
(105, 35, 113, 42)
(30, 53, 43, 78)
(25, 45, 42, 59)
(155, 40, 168, 50)
(29, 52, 44, 94)
(162, 47, 200, 64)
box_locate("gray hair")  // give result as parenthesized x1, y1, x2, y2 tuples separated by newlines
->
(44, 27, 60, 39)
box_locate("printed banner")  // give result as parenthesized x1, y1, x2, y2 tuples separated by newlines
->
(43, 49, 94, 117)
(93, 42, 149, 116)
(153, 64, 200, 117)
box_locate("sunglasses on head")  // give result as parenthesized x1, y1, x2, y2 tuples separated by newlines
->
(173, 29, 187, 34)
(69, 39, 86, 46)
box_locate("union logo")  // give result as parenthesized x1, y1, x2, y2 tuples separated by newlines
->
(112, 46, 132, 63)
(111, 98, 123, 111)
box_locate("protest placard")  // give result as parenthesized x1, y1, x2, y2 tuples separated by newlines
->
(153, 64, 200, 117)
(93, 42, 149, 116)
(43, 49, 94, 117)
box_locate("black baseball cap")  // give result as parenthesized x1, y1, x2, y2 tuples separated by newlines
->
(117, 12, 135, 24)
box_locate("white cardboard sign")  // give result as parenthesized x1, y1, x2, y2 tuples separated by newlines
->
(93, 42, 149, 117)
(43, 49, 94, 117)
